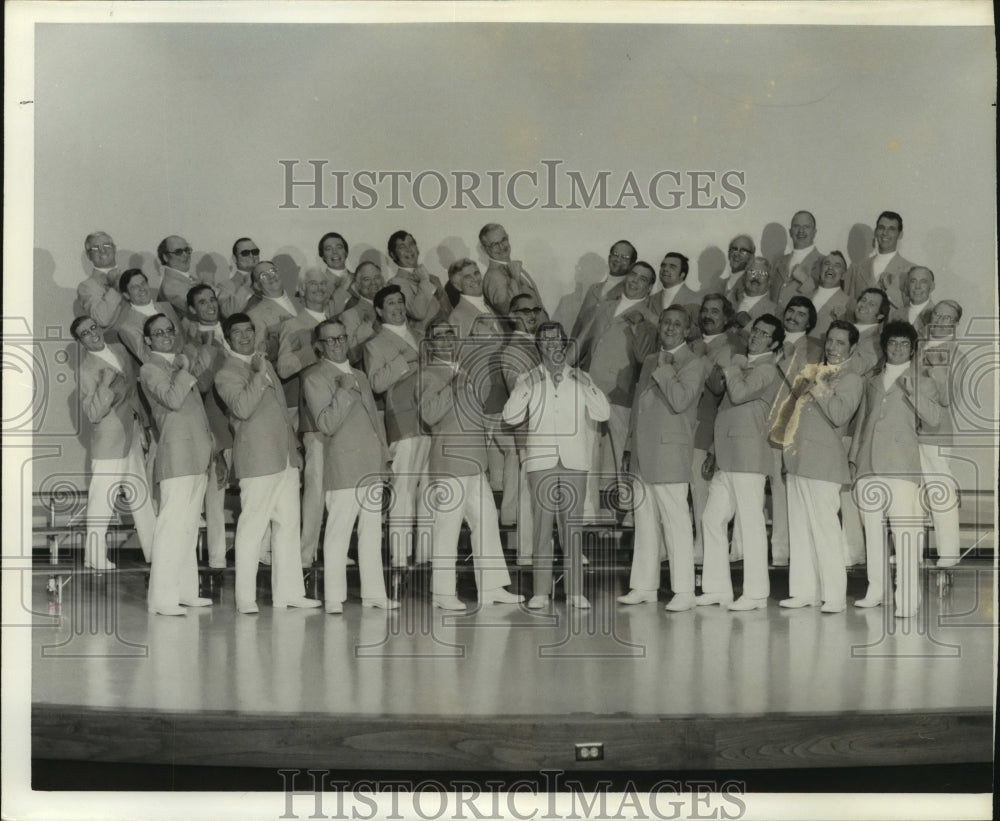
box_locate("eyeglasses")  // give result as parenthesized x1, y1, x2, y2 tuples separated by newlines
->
(238, 248, 260, 258)
(87, 243, 115, 253)
(431, 331, 457, 340)
(150, 326, 176, 338)
(486, 236, 509, 249)
(886, 339, 912, 349)
(749, 327, 773, 339)
(77, 325, 101, 338)
(609, 252, 632, 262)
(512, 307, 544, 315)
(319, 335, 348, 344)
(746, 270, 769, 281)
(257, 269, 281, 281)
(728, 246, 754, 255)
(168, 247, 193, 256)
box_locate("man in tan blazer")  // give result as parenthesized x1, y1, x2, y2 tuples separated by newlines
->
(302, 319, 395, 614)
(315, 231, 356, 317)
(807, 252, 853, 340)
(503, 322, 611, 610)
(139, 313, 213, 615)
(849, 320, 942, 618)
(364, 284, 428, 568)
(770, 210, 822, 306)
(843, 211, 913, 308)
(276, 270, 332, 566)
(419, 321, 523, 610)
(891, 266, 936, 335)
(387, 230, 450, 333)
(214, 313, 320, 614)
(77, 231, 124, 329)
(480, 223, 544, 318)
(689, 294, 742, 561)
(71, 316, 157, 570)
(917, 300, 964, 569)
(215, 237, 259, 317)
(647, 252, 701, 329)
(619, 306, 707, 611)
(696, 314, 784, 610)
(115, 269, 182, 363)
(779, 320, 864, 613)
(247, 259, 305, 414)
(730, 257, 778, 342)
(182, 284, 233, 572)
(340, 262, 384, 365)
(766, 296, 824, 566)
(156, 235, 205, 320)
(571, 239, 637, 339)
(576, 261, 658, 515)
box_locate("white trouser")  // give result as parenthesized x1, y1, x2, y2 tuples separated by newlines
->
(839, 434, 865, 566)
(300, 432, 326, 565)
(388, 435, 432, 566)
(429, 473, 512, 598)
(768, 447, 789, 563)
(701, 471, 768, 600)
(204, 449, 230, 568)
(918, 444, 961, 562)
(323, 484, 388, 604)
(787, 475, 846, 606)
(630, 479, 695, 594)
(855, 475, 924, 615)
(235, 465, 306, 607)
(86, 437, 157, 565)
(148, 473, 206, 610)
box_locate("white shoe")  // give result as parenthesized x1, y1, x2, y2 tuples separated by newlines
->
(695, 593, 732, 607)
(568, 595, 591, 610)
(432, 595, 466, 611)
(482, 588, 524, 605)
(527, 595, 550, 610)
(853, 597, 883, 608)
(363, 598, 400, 610)
(665, 593, 697, 612)
(617, 589, 658, 605)
(728, 597, 767, 611)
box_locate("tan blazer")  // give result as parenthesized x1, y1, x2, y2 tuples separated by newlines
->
(184, 335, 233, 451)
(364, 325, 424, 443)
(156, 267, 202, 321)
(339, 299, 379, 366)
(116, 302, 182, 364)
(844, 252, 913, 308)
(849, 362, 942, 479)
(77, 269, 124, 328)
(419, 361, 491, 477)
(577, 297, 658, 407)
(215, 271, 254, 318)
(809, 289, 853, 340)
(571, 278, 625, 340)
(691, 331, 742, 452)
(767, 334, 825, 446)
(714, 353, 781, 475)
(214, 353, 302, 480)
(781, 362, 864, 484)
(628, 345, 707, 485)
(140, 353, 213, 482)
(302, 359, 387, 491)
(482, 259, 544, 318)
(389, 269, 450, 333)
(771, 248, 822, 307)
(890, 300, 935, 337)
(448, 298, 508, 414)
(78, 343, 144, 461)
(917, 339, 960, 446)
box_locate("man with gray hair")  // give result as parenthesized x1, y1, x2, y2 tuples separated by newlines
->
(480, 223, 544, 317)
(77, 231, 124, 328)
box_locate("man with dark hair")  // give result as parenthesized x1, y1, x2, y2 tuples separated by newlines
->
(648, 251, 701, 329)
(340, 261, 385, 365)
(77, 231, 124, 328)
(140, 312, 213, 615)
(849, 320, 942, 618)
(771, 210, 822, 306)
(480, 223, 544, 317)
(765, 295, 824, 566)
(364, 283, 428, 568)
(619, 306, 707, 611)
(571, 239, 638, 339)
(316, 231, 355, 316)
(72, 314, 157, 570)
(689, 293, 741, 561)
(844, 211, 913, 307)
(851, 287, 891, 376)
(387, 230, 449, 332)
(215, 237, 259, 317)
(302, 318, 395, 613)
(419, 320, 523, 610)
(696, 314, 784, 610)
(214, 313, 320, 614)
(116, 269, 183, 363)
(778, 320, 864, 612)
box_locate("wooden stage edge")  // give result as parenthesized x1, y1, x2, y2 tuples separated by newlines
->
(33, 703, 992, 773)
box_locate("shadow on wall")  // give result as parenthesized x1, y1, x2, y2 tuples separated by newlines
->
(760, 221, 787, 261)
(696, 245, 726, 295)
(550, 251, 604, 332)
(847, 223, 873, 268)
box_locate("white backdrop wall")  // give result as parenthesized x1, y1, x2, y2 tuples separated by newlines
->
(29, 22, 997, 490)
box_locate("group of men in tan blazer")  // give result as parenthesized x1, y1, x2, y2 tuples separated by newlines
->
(70, 209, 966, 619)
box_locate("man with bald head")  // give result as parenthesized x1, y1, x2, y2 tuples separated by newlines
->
(480, 223, 544, 318)
(571, 239, 637, 339)
(157, 235, 205, 320)
(77, 231, 124, 328)
(714, 234, 756, 301)
(771, 211, 822, 305)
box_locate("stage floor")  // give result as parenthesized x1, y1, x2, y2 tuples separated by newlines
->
(29, 557, 995, 775)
